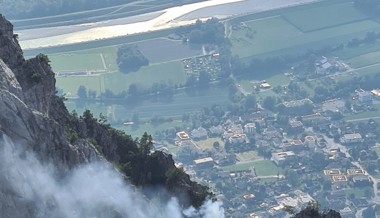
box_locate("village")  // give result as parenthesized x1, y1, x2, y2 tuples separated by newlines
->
(151, 56, 380, 218)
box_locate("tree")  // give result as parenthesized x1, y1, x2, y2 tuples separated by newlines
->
(128, 83, 140, 100)
(198, 71, 211, 89)
(213, 141, 220, 149)
(291, 201, 341, 218)
(117, 44, 149, 73)
(263, 96, 276, 111)
(244, 94, 257, 112)
(362, 206, 375, 218)
(77, 85, 87, 99)
(311, 152, 327, 171)
(139, 132, 153, 156)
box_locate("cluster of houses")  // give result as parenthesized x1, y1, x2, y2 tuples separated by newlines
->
(315, 56, 348, 75)
(160, 70, 380, 217)
(183, 53, 221, 80)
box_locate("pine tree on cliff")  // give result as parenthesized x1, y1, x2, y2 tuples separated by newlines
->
(290, 202, 341, 218)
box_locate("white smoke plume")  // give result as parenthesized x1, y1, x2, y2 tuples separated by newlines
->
(0, 135, 224, 218)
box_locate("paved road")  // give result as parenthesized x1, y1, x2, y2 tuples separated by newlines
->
(346, 116, 380, 122)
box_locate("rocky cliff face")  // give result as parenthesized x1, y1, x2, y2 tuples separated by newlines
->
(0, 15, 209, 217)
(0, 15, 99, 169)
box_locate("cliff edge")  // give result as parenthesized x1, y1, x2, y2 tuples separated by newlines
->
(0, 15, 209, 218)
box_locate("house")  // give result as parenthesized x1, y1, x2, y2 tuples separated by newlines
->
(352, 175, 371, 186)
(260, 82, 271, 89)
(301, 113, 329, 126)
(176, 131, 190, 141)
(288, 119, 304, 133)
(371, 89, 380, 98)
(324, 169, 341, 176)
(271, 151, 296, 165)
(350, 198, 368, 208)
(193, 157, 214, 168)
(347, 168, 366, 176)
(282, 99, 313, 109)
(331, 175, 348, 183)
(304, 136, 316, 147)
(281, 139, 305, 152)
(357, 90, 373, 104)
(322, 99, 346, 113)
(275, 194, 300, 209)
(228, 134, 247, 144)
(244, 123, 256, 136)
(294, 190, 314, 207)
(191, 127, 208, 140)
(340, 133, 363, 144)
(315, 56, 336, 75)
(209, 125, 224, 136)
(339, 207, 355, 218)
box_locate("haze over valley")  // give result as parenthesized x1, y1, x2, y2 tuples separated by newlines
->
(2, 0, 380, 217)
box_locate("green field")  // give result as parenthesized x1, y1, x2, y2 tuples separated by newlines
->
(282, 2, 368, 32)
(235, 151, 260, 162)
(347, 50, 380, 68)
(371, 146, 380, 157)
(50, 46, 118, 72)
(222, 160, 279, 177)
(344, 104, 380, 122)
(344, 187, 373, 198)
(229, 0, 380, 60)
(56, 60, 185, 97)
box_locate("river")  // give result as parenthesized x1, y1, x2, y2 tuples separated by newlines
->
(17, 0, 321, 50)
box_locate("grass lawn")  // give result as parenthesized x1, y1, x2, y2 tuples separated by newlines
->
(344, 187, 373, 198)
(196, 138, 225, 151)
(371, 145, 380, 157)
(222, 160, 279, 177)
(344, 105, 380, 122)
(266, 73, 291, 87)
(257, 90, 279, 101)
(235, 151, 260, 162)
(282, 2, 368, 32)
(238, 80, 255, 93)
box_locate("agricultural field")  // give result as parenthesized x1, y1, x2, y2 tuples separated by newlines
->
(135, 38, 202, 63)
(229, 0, 380, 60)
(56, 60, 186, 97)
(282, 2, 368, 32)
(346, 50, 380, 68)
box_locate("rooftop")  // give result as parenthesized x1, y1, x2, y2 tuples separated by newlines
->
(342, 133, 362, 140)
(324, 169, 341, 176)
(332, 175, 348, 182)
(176, 131, 190, 140)
(347, 168, 366, 176)
(194, 157, 214, 165)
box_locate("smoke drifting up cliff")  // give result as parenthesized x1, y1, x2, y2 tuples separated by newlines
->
(0, 134, 224, 218)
